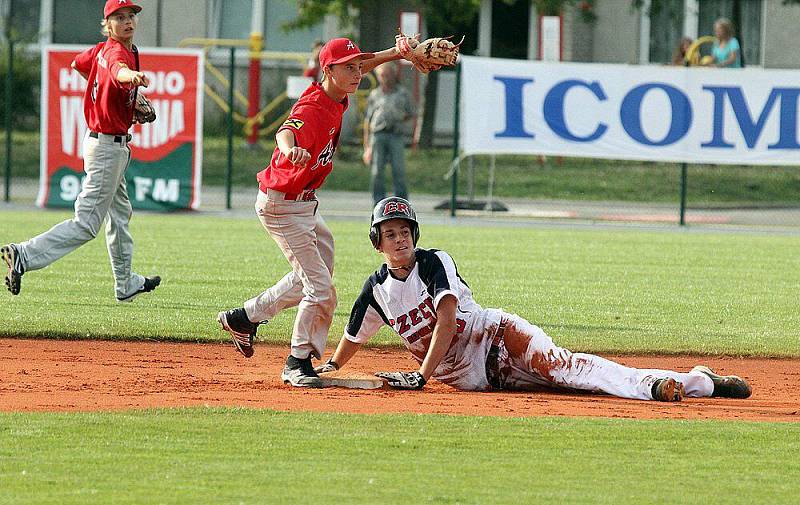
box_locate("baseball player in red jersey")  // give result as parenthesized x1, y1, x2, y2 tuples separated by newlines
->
(2, 0, 160, 302)
(218, 38, 411, 387)
(315, 197, 753, 402)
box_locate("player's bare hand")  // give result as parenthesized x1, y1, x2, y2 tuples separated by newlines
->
(287, 147, 311, 167)
(362, 148, 372, 166)
(131, 71, 150, 88)
(314, 358, 340, 374)
(375, 371, 426, 390)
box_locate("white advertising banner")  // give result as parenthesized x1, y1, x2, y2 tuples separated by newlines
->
(460, 55, 800, 165)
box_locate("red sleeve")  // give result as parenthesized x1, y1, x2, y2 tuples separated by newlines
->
(277, 105, 317, 149)
(104, 45, 130, 87)
(72, 43, 102, 75)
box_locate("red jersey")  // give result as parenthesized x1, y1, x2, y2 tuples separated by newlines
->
(73, 38, 137, 135)
(257, 83, 348, 194)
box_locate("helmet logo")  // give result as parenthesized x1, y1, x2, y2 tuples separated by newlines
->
(383, 201, 410, 216)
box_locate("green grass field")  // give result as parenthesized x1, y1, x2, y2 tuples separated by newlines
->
(8, 130, 800, 204)
(2, 210, 799, 355)
(1, 410, 799, 504)
(1, 209, 799, 504)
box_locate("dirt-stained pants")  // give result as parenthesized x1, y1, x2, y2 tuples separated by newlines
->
(495, 313, 714, 399)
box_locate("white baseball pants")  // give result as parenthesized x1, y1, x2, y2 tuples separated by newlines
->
(245, 189, 336, 360)
(497, 313, 714, 399)
(17, 131, 145, 299)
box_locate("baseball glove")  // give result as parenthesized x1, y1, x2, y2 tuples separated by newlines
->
(133, 92, 156, 124)
(375, 371, 427, 390)
(395, 31, 464, 74)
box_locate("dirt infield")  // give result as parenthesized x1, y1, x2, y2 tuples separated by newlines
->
(1, 338, 798, 422)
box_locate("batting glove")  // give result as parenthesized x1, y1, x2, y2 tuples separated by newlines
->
(314, 358, 339, 374)
(375, 371, 427, 390)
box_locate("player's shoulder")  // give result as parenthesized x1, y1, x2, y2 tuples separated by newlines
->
(78, 42, 105, 59)
(416, 248, 453, 264)
(284, 98, 326, 129)
(354, 265, 389, 301)
(367, 264, 390, 285)
(416, 248, 456, 276)
(102, 40, 134, 66)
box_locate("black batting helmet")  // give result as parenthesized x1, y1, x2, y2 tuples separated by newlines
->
(369, 197, 420, 249)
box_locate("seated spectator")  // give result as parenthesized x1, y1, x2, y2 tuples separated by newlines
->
(709, 18, 742, 68)
(671, 37, 693, 66)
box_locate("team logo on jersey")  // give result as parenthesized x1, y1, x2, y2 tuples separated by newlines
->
(91, 78, 99, 104)
(310, 139, 335, 171)
(283, 118, 304, 130)
(382, 200, 411, 217)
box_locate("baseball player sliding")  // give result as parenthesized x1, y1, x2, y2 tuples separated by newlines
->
(216, 35, 463, 388)
(2, 0, 159, 302)
(315, 197, 752, 402)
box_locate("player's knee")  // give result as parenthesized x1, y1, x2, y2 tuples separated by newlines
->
(74, 219, 101, 240)
(326, 285, 338, 310)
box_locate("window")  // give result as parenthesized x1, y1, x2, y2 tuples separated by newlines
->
(213, 0, 324, 51)
(648, 0, 684, 64)
(4, 0, 41, 42)
(53, 0, 106, 45)
(264, 0, 323, 52)
(217, 0, 252, 40)
(698, 0, 761, 66)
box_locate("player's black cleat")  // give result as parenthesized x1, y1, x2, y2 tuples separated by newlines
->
(692, 366, 752, 399)
(2, 244, 24, 295)
(117, 276, 161, 303)
(281, 355, 325, 388)
(217, 307, 259, 358)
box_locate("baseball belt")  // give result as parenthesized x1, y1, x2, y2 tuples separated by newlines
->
(260, 185, 317, 202)
(89, 131, 132, 146)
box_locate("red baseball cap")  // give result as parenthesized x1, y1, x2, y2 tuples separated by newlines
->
(318, 38, 374, 68)
(104, 0, 143, 18)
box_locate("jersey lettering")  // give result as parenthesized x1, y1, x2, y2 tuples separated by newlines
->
(310, 139, 335, 171)
(407, 322, 436, 344)
(409, 308, 423, 325)
(396, 314, 411, 334)
(91, 79, 98, 104)
(419, 298, 434, 319)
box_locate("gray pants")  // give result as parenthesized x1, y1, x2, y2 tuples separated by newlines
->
(370, 131, 408, 204)
(244, 189, 336, 360)
(17, 132, 144, 299)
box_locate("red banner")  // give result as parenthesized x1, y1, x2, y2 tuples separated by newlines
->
(39, 46, 204, 210)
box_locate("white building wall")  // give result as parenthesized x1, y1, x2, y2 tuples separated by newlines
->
(591, 0, 641, 64)
(762, 1, 800, 68)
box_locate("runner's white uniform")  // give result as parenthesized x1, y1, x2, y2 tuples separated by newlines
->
(344, 248, 714, 399)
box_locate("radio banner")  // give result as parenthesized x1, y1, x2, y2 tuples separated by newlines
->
(39, 45, 204, 210)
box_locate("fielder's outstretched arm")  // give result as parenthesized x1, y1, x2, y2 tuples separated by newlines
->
(362, 48, 402, 74)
